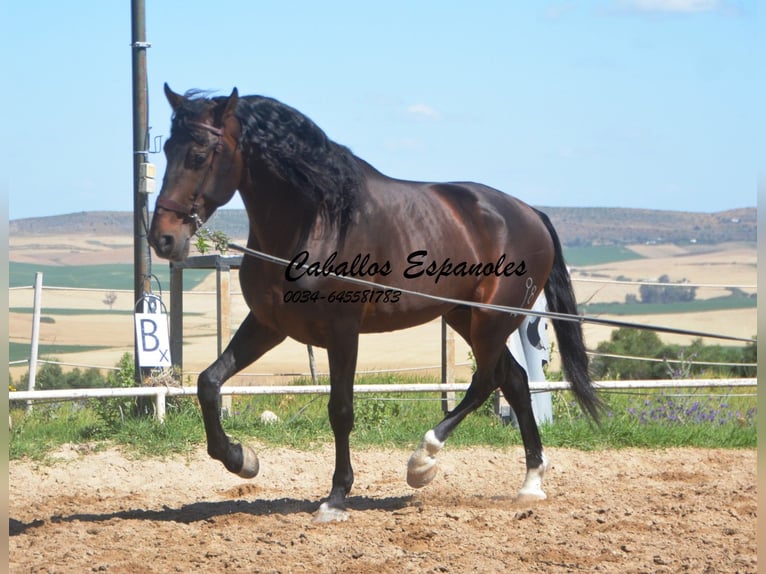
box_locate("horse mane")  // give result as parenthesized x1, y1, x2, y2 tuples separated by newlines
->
(170, 91, 364, 242)
(235, 95, 363, 242)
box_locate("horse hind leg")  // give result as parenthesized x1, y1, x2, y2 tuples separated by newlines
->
(407, 309, 502, 489)
(406, 428, 446, 489)
(496, 349, 549, 502)
(407, 365, 501, 488)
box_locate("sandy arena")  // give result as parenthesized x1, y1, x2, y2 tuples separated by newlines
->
(9, 235, 757, 572)
(9, 444, 756, 573)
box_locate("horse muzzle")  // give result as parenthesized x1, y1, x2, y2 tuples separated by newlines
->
(150, 233, 190, 262)
(148, 217, 192, 261)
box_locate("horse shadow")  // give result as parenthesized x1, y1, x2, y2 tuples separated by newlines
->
(9, 494, 414, 536)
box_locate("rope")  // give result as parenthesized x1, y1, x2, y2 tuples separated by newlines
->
(227, 242, 756, 344)
(586, 351, 755, 368)
(573, 277, 756, 289)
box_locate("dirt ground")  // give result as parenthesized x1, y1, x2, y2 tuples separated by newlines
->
(9, 444, 756, 573)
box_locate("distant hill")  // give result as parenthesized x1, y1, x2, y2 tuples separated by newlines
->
(9, 206, 756, 246)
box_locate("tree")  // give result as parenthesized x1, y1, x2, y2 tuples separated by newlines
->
(103, 291, 117, 310)
(637, 275, 697, 304)
(592, 328, 756, 380)
(591, 328, 671, 380)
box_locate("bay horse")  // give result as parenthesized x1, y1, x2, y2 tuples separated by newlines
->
(149, 84, 602, 522)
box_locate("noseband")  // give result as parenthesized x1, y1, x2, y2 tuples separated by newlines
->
(155, 121, 230, 230)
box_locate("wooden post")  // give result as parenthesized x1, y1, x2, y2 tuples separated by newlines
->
(216, 260, 232, 415)
(307, 345, 319, 385)
(441, 317, 455, 413)
(169, 262, 184, 376)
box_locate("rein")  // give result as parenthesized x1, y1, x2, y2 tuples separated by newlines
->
(155, 121, 228, 230)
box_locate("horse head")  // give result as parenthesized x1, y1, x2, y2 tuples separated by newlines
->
(149, 84, 243, 261)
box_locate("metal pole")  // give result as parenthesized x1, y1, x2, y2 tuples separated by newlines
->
(131, 0, 151, 383)
(27, 272, 43, 412)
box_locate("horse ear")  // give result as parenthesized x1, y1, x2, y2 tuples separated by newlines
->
(164, 83, 184, 111)
(219, 88, 241, 137)
(224, 87, 239, 115)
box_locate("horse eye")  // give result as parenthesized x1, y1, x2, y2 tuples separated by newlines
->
(190, 151, 207, 168)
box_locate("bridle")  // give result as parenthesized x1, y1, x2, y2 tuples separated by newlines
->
(155, 121, 233, 230)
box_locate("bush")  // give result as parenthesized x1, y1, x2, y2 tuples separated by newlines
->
(590, 328, 756, 380)
(91, 353, 140, 430)
(16, 361, 107, 391)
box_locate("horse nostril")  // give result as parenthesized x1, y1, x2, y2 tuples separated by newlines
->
(155, 234, 175, 256)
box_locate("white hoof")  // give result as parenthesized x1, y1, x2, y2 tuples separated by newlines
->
(238, 445, 260, 479)
(407, 429, 444, 489)
(516, 453, 549, 503)
(313, 502, 350, 523)
(516, 487, 547, 503)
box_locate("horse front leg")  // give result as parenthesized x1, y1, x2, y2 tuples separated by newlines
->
(314, 332, 359, 523)
(198, 313, 285, 477)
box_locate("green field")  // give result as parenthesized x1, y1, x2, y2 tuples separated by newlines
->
(581, 294, 756, 316)
(10, 307, 135, 316)
(562, 245, 645, 266)
(10, 262, 211, 290)
(9, 341, 112, 363)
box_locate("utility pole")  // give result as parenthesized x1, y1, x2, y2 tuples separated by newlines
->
(131, 0, 152, 383)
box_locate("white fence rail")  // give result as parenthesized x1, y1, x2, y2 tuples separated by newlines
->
(9, 378, 757, 422)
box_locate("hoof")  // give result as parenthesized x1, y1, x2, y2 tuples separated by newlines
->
(313, 502, 350, 523)
(407, 429, 444, 489)
(516, 488, 547, 504)
(516, 453, 549, 503)
(238, 445, 260, 479)
(407, 461, 439, 489)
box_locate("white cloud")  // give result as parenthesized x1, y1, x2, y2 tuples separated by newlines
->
(620, 0, 721, 12)
(406, 104, 442, 121)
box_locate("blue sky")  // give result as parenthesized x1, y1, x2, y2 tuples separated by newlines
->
(5, 0, 759, 220)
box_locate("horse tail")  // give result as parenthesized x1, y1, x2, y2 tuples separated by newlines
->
(535, 208, 604, 422)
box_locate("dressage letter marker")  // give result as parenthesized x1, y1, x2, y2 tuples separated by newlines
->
(134, 313, 172, 367)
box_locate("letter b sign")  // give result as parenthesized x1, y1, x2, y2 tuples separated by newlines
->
(134, 313, 172, 367)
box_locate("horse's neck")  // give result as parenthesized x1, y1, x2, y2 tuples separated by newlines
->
(239, 173, 324, 256)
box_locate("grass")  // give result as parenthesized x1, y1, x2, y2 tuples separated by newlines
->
(9, 374, 756, 462)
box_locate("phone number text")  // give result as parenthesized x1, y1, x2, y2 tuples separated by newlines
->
(283, 289, 402, 304)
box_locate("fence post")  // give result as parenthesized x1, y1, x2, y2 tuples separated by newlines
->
(169, 262, 184, 376)
(155, 388, 167, 422)
(441, 317, 455, 413)
(216, 259, 232, 415)
(27, 272, 43, 413)
(307, 345, 319, 384)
